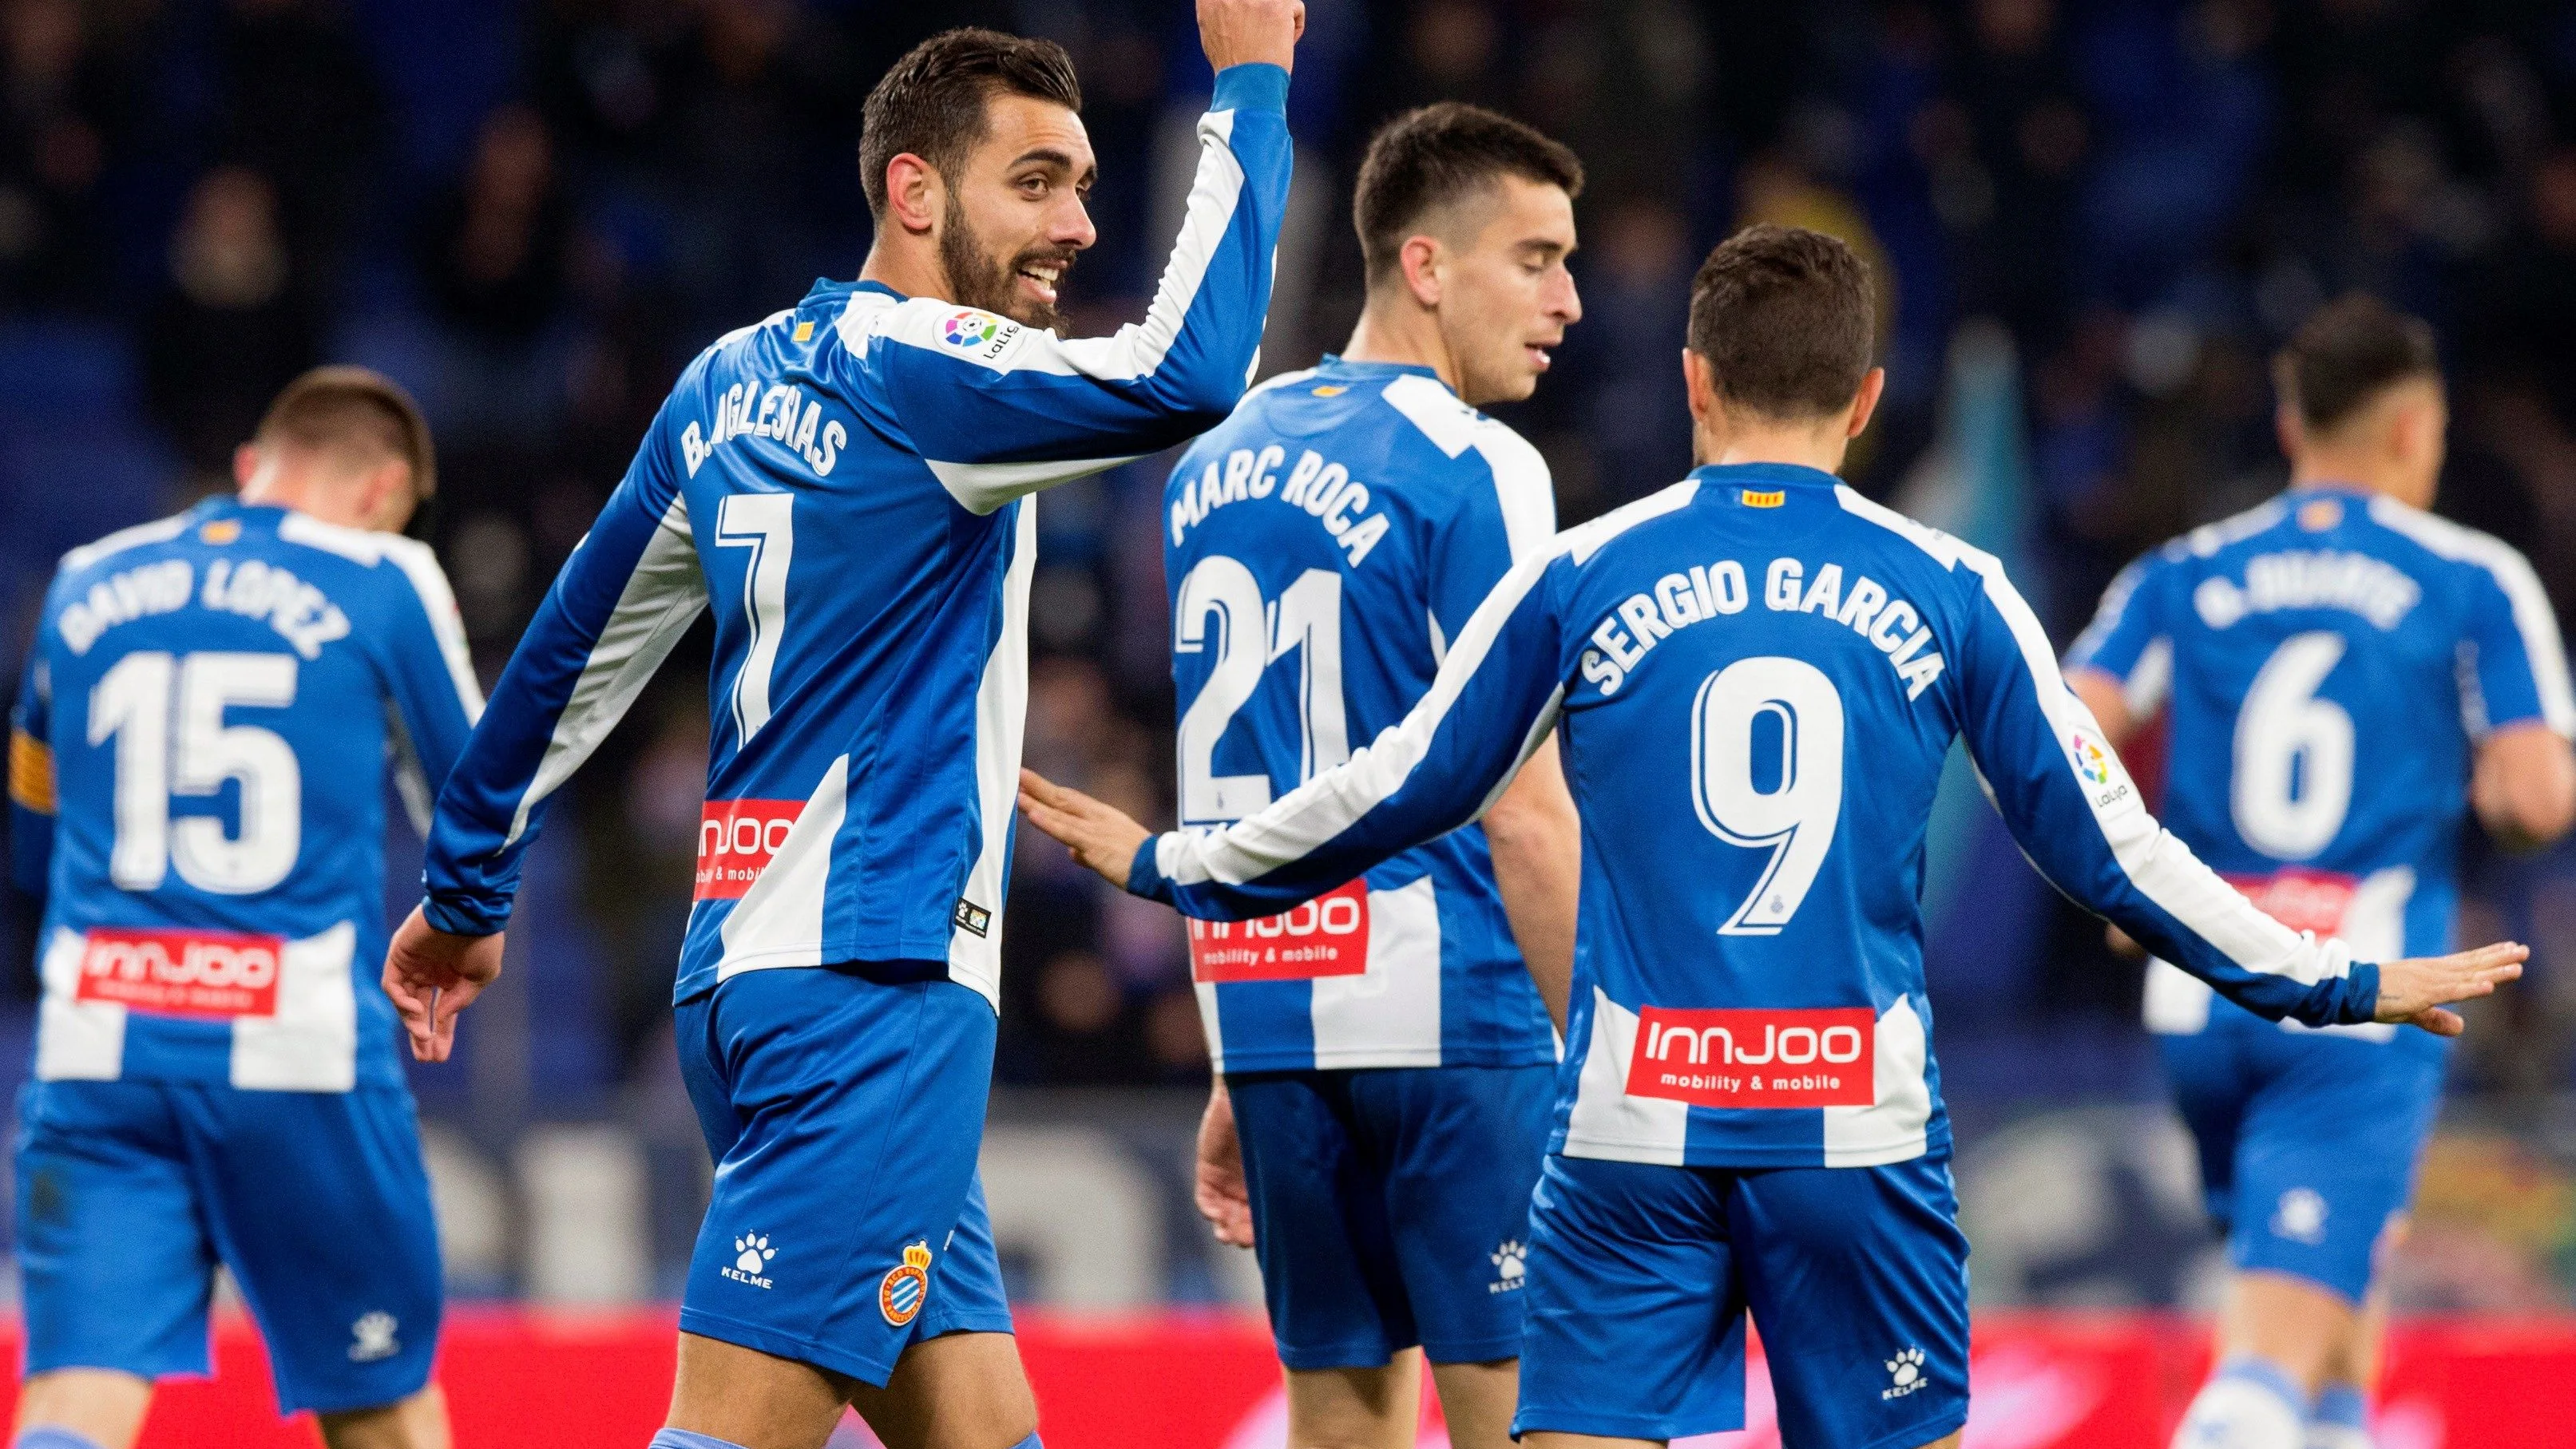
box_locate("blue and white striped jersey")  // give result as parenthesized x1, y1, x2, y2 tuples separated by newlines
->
(421, 64, 1293, 1008)
(1126, 461, 2383, 1170)
(2068, 484, 2576, 1054)
(1164, 357, 1557, 1071)
(8, 498, 482, 1091)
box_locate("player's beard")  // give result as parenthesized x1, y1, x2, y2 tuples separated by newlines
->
(941, 193, 1074, 332)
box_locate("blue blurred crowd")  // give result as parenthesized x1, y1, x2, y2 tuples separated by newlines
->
(10, 0, 2576, 1117)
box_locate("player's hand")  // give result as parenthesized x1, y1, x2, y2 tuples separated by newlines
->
(1195, 1079, 1255, 1249)
(2372, 940, 2527, 1036)
(2104, 922, 2146, 960)
(382, 904, 505, 1063)
(1198, 0, 1303, 73)
(1017, 769, 1151, 889)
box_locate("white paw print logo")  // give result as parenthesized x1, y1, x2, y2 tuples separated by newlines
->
(1488, 1240, 1528, 1293)
(1882, 1346, 1927, 1399)
(2272, 1188, 2329, 1245)
(348, 1311, 399, 1363)
(735, 1233, 776, 1274)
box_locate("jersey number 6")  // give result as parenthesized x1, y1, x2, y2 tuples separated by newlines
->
(1691, 655, 1845, 936)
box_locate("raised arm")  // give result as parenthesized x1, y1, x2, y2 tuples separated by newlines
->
(1952, 548, 2519, 1033)
(1024, 551, 1570, 919)
(871, 60, 1297, 516)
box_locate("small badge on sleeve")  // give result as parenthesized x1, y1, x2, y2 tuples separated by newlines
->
(953, 898, 993, 938)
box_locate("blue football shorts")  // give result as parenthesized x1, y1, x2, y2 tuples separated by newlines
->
(2159, 1023, 2447, 1303)
(14, 1078, 442, 1415)
(1515, 1152, 1971, 1448)
(674, 962, 1013, 1387)
(1227, 1063, 1553, 1371)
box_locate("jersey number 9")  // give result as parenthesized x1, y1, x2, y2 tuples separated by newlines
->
(1691, 656, 1845, 936)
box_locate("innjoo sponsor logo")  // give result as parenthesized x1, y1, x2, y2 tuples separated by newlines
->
(1624, 1005, 1875, 1108)
(77, 926, 283, 1019)
(1187, 880, 1369, 983)
(695, 799, 802, 900)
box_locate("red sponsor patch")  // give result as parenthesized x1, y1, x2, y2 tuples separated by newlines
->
(77, 927, 282, 1019)
(1624, 1005, 1877, 1109)
(2223, 868, 2357, 938)
(696, 799, 802, 901)
(1187, 881, 1369, 983)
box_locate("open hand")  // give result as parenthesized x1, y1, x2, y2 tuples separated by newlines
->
(382, 904, 505, 1062)
(1017, 768, 1151, 889)
(2373, 940, 2527, 1036)
(1195, 1079, 1255, 1249)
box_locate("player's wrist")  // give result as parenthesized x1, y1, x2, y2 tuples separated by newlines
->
(1124, 834, 1173, 901)
(420, 893, 507, 939)
(1209, 63, 1290, 115)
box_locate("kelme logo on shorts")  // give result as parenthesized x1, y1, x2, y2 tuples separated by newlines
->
(880, 1241, 933, 1326)
(723, 1233, 777, 1289)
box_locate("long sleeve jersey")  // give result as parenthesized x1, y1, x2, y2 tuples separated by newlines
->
(1127, 461, 2382, 1168)
(10, 498, 482, 1090)
(421, 63, 1293, 1008)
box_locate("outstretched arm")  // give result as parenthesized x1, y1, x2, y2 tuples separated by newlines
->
(1024, 550, 1568, 918)
(1956, 547, 2521, 1034)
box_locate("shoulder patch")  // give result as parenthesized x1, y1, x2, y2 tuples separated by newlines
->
(937, 308, 1020, 362)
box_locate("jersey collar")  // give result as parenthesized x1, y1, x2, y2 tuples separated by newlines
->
(1314, 354, 1445, 386)
(1687, 461, 1844, 493)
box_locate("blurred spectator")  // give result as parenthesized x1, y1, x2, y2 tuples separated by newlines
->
(141, 166, 315, 477)
(422, 104, 571, 350)
(212, 0, 386, 279)
(1566, 196, 1692, 511)
(0, 0, 122, 311)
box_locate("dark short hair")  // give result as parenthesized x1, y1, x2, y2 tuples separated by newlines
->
(1353, 102, 1583, 281)
(256, 366, 436, 498)
(2275, 293, 2439, 434)
(858, 28, 1081, 219)
(1685, 224, 1877, 421)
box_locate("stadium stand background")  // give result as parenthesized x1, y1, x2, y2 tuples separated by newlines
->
(7, 0, 2576, 1319)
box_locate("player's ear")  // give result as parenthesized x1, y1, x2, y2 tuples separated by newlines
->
(1682, 350, 1717, 424)
(1398, 233, 1444, 308)
(2273, 401, 2304, 466)
(1845, 367, 1887, 439)
(232, 442, 264, 493)
(883, 153, 944, 237)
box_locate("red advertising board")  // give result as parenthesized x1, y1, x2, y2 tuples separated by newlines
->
(6, 1310, 2572, 1447)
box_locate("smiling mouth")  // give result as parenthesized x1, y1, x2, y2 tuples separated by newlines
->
(1017, 260, 1067, 306)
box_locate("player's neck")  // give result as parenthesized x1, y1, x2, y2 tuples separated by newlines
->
(1692, 422, 1850, 477)
(858, 241, 953, 306)
(2287, 455, 2412, 505)
(1340, 303, 1459, 396)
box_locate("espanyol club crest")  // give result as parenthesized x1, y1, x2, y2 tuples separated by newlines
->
(879, 1241, 933, 1326)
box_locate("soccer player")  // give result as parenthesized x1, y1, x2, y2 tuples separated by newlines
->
(1163, 103, 1583, 1449)
(6, 367, 478, 1449)
(2064, 295, 2576, 1449)
(378, 11, 1302, 1449)
(1017, 226, 2526, 1449)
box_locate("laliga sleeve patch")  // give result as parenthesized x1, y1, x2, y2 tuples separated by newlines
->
(880, 1241, 933, 1325)
(937, 309, 1020, 362)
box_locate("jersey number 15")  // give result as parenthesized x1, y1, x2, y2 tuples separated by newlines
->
(89, 651, 301, 895)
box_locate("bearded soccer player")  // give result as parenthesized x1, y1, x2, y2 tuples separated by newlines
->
(1164, 103, 1583, 1449)
(379, 10, 1301, 1449)
(6, 368, 478, 1449)
(2064, 295, 2576, 1449)
(1018, 227, 2526, 1449)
